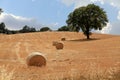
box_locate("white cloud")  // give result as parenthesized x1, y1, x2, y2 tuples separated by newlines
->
(100, 23, 112, 34)
(117, 11, 120, 20)
(0, 13, 59, 30)
(60, 0, 106, 8)
(61, 0, 92, 8)
(61, 0, 120, 8)
(0, 13, 42, 30)
(60, 0, 75, 6)
(109, 21, 120, 35)
(96, 22, 120, 35)
(106, 0, 120, 8)
(43, 22, 59, 30)
(74, 0, 92, 8)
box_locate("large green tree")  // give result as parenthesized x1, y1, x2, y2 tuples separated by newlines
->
(66, 4, 108, 39)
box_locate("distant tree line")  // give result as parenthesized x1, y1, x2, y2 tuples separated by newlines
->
(0, 22, 71, 35)
(57, 26, 70, 31)
(0, 22, 52, 34)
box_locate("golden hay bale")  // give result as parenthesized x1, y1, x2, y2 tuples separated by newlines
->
(61, 38, 66, 41)
(52, 41, 64, 50)
(55, 42, 64, 50)
(26, 52, 46, 67)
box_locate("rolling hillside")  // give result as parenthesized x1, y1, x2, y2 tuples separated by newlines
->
(0, 32, 119, 80)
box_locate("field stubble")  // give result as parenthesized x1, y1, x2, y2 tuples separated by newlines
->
(0, 32, 119, 80)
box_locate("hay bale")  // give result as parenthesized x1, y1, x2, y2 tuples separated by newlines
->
(55, 42, 64, 50)
(26, 52, 46, 67)
(61, 38, 66, 41)
(53, 41, 64, 50)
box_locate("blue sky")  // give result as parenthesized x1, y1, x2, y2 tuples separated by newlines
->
(1, 0, 71, 23)
(0, 0, 120, 35)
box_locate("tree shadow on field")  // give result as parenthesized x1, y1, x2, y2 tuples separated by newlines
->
(68, 38, 100, 42)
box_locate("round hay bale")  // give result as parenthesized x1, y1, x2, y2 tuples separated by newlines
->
(61, 38, 66, 41)
(26, 52, 46, 67)
(55, 42, 64, 50)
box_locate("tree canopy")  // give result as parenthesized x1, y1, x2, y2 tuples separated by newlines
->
(20, 25, 36, 33)
(58, 26, 70, 31)
(0, 8, 3, 14)
(0, 22, 6, 33)
(40, 27, 51, 32)
(66, 4, 108, 39)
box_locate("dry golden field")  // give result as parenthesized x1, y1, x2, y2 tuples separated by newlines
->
(0, 32, 119, 80)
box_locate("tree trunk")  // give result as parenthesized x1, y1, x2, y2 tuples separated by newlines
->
(86, 27, 90, 39)
(86, 34, 90, 39)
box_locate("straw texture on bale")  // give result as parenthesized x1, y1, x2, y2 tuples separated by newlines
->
(61, 38, 66, 41)
(26, 52, 46, 67)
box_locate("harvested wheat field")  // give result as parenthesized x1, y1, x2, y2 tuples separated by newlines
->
(0, 32, 119, 80)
